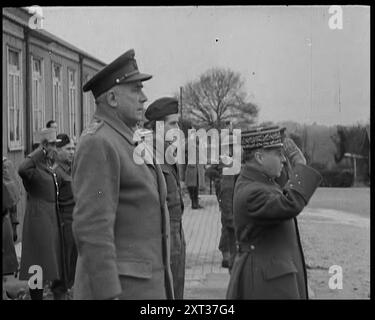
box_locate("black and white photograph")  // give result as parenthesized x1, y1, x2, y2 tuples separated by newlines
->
(2, 5, 370, 304)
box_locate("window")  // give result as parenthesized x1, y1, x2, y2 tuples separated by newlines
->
(7, 47, 23, 150)
(31, 57, 45, 134)
(52, 63, 63, 131)
(83, 74, 96, 129)
(68, 68, 77, 138)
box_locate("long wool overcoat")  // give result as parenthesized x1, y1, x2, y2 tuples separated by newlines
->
(18, 149, 65, 282)
(72, 104, 174, 300)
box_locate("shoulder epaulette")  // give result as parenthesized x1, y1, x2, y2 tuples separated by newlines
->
(81, 120, 104, 137)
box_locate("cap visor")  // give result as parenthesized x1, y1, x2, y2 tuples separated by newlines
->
(263, 143, 284, 149)
(122, 73, 152, 83)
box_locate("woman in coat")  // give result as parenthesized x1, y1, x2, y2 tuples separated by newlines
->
(18, 128, 66, 300)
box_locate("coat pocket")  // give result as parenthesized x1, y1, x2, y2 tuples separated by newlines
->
(262, 259, 298, 280)
(117, 259, 153, 279)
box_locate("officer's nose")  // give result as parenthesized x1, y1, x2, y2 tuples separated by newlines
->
(140, 91, 147, 103)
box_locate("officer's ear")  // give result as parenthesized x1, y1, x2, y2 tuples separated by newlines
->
(254, 150, 264, 165)
(106, 89, 118, 108)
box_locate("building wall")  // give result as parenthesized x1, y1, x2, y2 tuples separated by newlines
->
(3, 17, 28, 242)
(2, 8, 105, 242)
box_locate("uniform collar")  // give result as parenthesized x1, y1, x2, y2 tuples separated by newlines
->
(94, 103, 136, 146)
(55, 160, 71, 174)
(241, 164, 276, 185)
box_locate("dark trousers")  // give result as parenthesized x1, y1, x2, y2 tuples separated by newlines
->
(218, 225, 236, 271)
(217, 178, 236, 271)
(62, 221, 78, 288)
(60, 206, 78, 289)
(187, 186, 199, 208)
(170, 222, 186, 299)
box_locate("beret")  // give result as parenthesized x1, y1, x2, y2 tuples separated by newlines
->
(241, 125, 286, 150)
(56, 133, 71, 148)
(83, 49, 152, 98)
(145, 97, 179, 121)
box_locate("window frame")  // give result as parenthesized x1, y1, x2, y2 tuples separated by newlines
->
(83, 74, 95, 129)
(31, 56, 45, 136)
(7, 46, 24, 151)
(52, 62, 63, 131)
(67, 68, 78, 139)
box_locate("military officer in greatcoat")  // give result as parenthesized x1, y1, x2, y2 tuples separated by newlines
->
(226, 126, 322, 299)
(18, 128, 67, 300)
(217, 135, 237, 272)
(72, 49, 174, 300)
(144, 97, 186, 299)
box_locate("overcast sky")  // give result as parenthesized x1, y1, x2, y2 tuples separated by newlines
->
(40, 6, 370, 126)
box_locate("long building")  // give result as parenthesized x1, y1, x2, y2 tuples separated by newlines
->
(3, 7, 106, 239)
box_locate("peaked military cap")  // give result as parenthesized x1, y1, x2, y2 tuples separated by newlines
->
(241, 125, 286, 150)
(83, 49, 152, 98)
(145, 97, 179, 121)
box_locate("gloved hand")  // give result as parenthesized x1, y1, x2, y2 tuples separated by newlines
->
(283, 138, 306, 166)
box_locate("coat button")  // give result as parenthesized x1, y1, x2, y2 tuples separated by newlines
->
(290, 183, 294, 187)
(298, 181, 301, 184)
(250, 245, 255, 250)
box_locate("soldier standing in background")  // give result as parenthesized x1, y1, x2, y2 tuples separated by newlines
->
(207, 134, 237, 271)
(54, 133, 77, 296)
(145, 96, 186, 299)
(182, 136, 206, 209)
(217, 135, 238, 271)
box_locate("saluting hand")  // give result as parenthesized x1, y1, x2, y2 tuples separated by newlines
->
(283, 138, 306, 166)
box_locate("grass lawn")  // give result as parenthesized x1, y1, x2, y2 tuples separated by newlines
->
(307, 187, 370, 217)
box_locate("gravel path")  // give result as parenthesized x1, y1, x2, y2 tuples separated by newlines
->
(299, 207, 370, 299)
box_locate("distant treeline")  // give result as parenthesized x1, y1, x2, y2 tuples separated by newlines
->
(275, 121, 370, 187)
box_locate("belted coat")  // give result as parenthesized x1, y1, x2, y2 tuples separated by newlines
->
(226, 163, 322, 299)
(72, 104, 174, 300)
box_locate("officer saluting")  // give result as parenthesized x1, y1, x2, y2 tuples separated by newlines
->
(72, 49, 174, 300)
(226, 126, 322, 299)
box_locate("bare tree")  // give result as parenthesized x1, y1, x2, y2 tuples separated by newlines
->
(178, 68, 258, 129)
